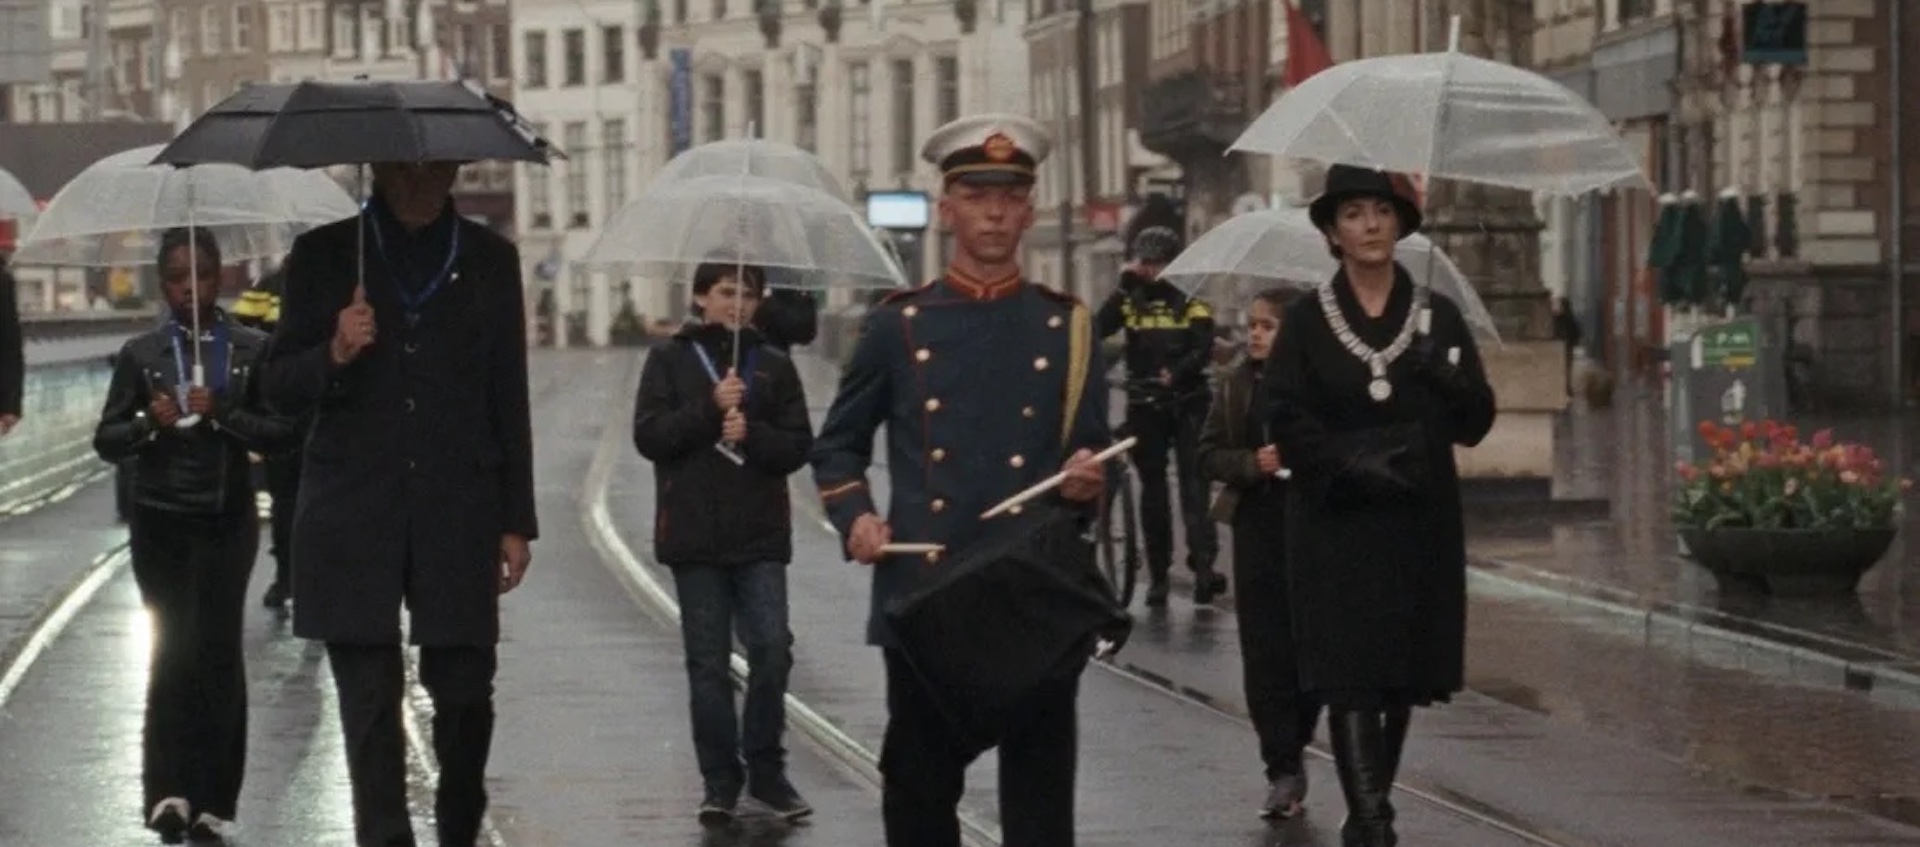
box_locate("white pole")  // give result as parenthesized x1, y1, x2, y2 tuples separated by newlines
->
(1447, 14, 1461, 52)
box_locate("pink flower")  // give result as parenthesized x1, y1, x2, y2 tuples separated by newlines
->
(1811, 428, 1835, 450)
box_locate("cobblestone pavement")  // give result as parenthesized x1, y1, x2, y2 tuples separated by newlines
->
(777, 349, 1920, 843)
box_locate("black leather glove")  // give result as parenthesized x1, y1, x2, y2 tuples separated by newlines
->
(1119, 270, 1149, 293)
(1407, 335, 1472, 395)
(1094, 614, 1134, 661)
(1340, 445, 1420, 501)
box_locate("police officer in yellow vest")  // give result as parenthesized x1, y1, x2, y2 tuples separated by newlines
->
(1094, 226, 1223, 606)
(233, 268, 302, 610)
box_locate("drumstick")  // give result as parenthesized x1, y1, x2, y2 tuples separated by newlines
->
(980, 436, 1140, 519)
(879, 542, 945, 555)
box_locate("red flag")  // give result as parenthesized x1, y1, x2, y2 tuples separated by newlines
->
(1282, 0, 1333, 88)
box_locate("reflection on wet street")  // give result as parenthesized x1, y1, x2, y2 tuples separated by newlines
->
(6, 351, 1920, 847)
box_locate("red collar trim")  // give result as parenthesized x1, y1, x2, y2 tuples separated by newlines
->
(944, 266, 1023, 301)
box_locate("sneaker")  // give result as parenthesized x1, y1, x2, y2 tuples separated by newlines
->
(189, 812, 231, 842)
(148, 798, 190, 844)
(1260, 772, 1307, 820)
(749, 774, 814, 821)
(697, 785, 739, 825)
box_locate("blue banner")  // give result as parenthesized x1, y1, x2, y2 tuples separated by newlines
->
(669, 48, 693, 156)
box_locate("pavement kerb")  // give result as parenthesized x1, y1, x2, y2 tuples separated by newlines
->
(1461, 560, 1920, 712)
(579, 355, 1002, 847)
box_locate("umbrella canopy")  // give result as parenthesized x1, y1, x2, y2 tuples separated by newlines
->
(0, 166, 36, 221)
(1231, 50, 1650, 197)
(883, 502, 1129, 748)
(1160, 206, 1501, 342)
(582, 174, 906, 290)
(13, 143, 358, 268)
(649, 139, 847, 201)
(151, 79, 561, 169)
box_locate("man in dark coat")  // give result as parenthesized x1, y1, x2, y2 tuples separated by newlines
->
(810, 113, 1110, 847)
(0, 250, 23, 437)
(261, 161, 537, 847)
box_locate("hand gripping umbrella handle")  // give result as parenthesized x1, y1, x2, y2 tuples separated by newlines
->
(980, 436, 1139, 520)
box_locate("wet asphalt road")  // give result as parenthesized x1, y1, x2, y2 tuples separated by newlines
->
(7, 348, 1920, 846)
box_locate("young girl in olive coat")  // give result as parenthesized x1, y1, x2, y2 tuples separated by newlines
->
(1197, 286, 1321, 820)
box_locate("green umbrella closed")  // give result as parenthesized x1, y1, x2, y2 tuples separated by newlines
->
(1669, 197, 1712, 306)
(1646, 196, 1686, 303)
(1706, 192, 1753, 306)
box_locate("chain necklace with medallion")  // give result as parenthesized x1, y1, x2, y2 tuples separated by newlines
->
(1318, 280, 1427, 403)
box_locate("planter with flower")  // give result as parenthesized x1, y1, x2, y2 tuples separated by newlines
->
(1673, 419, 1912, 596)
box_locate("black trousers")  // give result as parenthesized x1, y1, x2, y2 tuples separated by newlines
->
(1230, 494, 1321, 780)
(1127, 400, 1218, 576)
(129, 504, 257, 822)
(264, 452, 301, 589)
(326, 643, 497, 847)
(879, 649, 1080, 847)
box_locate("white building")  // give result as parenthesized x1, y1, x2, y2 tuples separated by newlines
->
(512, 0, 1032, 347)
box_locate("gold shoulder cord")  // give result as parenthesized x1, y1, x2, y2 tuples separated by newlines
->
(1062, 303, 1091, 448)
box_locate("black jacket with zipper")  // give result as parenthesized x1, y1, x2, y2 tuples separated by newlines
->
(94, 312, 300, 515)
(632, 324, 813, 567)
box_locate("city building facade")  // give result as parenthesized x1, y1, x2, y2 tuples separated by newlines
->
(517, 0, 1032, 345)
(1024, 0, 1150, 304)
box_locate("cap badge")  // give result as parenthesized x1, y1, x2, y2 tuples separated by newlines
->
(982, 132, 1016, 163)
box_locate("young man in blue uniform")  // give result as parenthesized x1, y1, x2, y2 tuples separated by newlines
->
(810, 114, 1111, 847)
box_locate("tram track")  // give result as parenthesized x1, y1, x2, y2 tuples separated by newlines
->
(0, 456, 507, 846)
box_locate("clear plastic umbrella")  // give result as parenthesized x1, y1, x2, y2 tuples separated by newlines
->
(0, 166, 35, 222)
(647, 138, 848, 202)
(13, 143, 358, 268)
(1230, 47, 1651, 197)
(581, 173, 906, 290)
(1160, 206, 1501, 343)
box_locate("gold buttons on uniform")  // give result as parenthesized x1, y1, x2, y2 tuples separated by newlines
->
(925, 398, 941, 412)
(1022, 406, 1036, 418)
(915, 348, 931, 362)
(1034, 357, 1049, 371)
(903, 306, 919, 318)
(931, 448, 947, 462)
(931, 498, 947, 513)
(1009, 455, 1025, 468)
(1048, 315, 1063, 328)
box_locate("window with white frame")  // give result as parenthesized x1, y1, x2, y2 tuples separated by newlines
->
(490, 24, 510, 79)
(232, 5, 253, 50)
(564, 121, 589, 227)
(299, 3, 323, 50)
(848, 61, 870, 180)
(562, 28, 585, 86)
(794, 72, 817, 152)
(269, 7, 292, 52)
(935, 55, 959, 126)
(202, 6, 224, 54)
(387, 10, 411, 54)
(700, 73, 724, 142)
(602, 25, 624, 84)
(890, 59, 914, 177)
(332, 5, 355, 56)
(523, 30, 547, 87)
(743, 69, 763, 136)
(603, 119, 628, 213)
(170, 9, 193, 57)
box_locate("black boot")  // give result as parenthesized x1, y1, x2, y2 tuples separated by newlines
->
(1329, 709, 1397, 847)
(1145, 565, 1171, 607)
(1381, 705, 1411, 779)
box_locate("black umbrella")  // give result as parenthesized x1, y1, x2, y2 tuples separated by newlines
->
(151, 79, 562, 169)
(883, 502, 1131, 749)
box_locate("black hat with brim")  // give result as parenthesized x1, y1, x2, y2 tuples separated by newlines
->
(1308, 164, 1423, 238)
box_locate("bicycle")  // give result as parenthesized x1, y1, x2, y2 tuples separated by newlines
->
(1093, 375, 1212, 609)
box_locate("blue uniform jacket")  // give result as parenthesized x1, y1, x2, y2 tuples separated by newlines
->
(810, 274, 1111, 646)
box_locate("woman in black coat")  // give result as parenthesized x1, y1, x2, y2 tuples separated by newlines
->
(1197, 286, 1320, 821)
(1264, 165, 1496, 847)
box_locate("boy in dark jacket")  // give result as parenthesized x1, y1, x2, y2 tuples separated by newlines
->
(1196, 286, 1321, 821)
(632, 262, 815, 825)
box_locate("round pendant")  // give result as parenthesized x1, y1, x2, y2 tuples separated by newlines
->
(1368, 378, 1393, 402)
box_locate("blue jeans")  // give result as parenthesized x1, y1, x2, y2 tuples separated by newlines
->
(671, 561, 795, 791)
